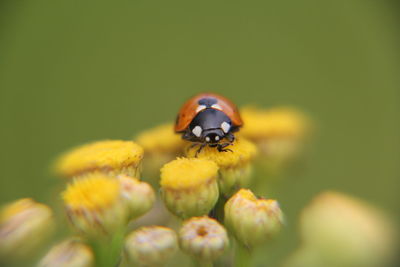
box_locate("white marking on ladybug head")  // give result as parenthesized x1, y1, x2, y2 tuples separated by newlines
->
(192, 126, 202, 137)
(205, 136, 211, 142)
(215, 136, 220, 141)
(211, 104, 222, 110)
(221, 121, 230, 133)
(196, 105, 207, 113)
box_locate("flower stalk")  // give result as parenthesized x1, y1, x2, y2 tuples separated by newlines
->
(90, 226, 126, 267)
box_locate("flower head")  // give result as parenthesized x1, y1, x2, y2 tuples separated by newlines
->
(240, 106, 310, 159)
(55, 140, 144, 178)
(160, 158, 219, 219)
(38, 238, 94, 267)
(179, 216, 229, 261)
(136, 123, 186, 155)
(0, 198, 54, 259)
(240, 106, 309, 141)
(186, 138, 257, 196)
(118, 175, 155, 220)
(62, 173, 127, 237)
(224, 189, 283, 248)
(124, 226, 178, 266)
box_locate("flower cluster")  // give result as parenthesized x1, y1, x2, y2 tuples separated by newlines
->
(0, 106, 305, 266)
(2, 103, 393, 267)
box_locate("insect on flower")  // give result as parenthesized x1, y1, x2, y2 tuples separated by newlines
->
(175, 93, 243, 155)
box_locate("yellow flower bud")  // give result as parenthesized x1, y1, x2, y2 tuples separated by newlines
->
(54, 140, 144, 178)
(0, 198, 54, 259)
(38, 238, 94, 267)
(160, 158, 219, 219)
(186, 138, 257, 196)
(179, 216, 229, 261)
(240, 106, 310, 161)
(62, 173, 127, 237)
(118, 175, 155, 220)
(285, 191, 397, 267)
(124, 226, 178, 266)
(224, 189, 283, 248)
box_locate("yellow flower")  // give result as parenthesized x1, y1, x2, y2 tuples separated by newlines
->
(179, 216, 229, 261)
(285, 191, 397, 267)
(135, 123, 187, 181)
(62, 173, 127, 237)
(135, 123, 186, 155)
(224, 189, 283, 248)
(118, 174, 155, 220)
(160, 158, 219, 219)
(240, 106, 310, 141)
(239, 106, 310, 160)
(54, 140, 144, 178)
(186, 138, 257, 196)
(124, 226, 178, 266)
(0, 198, 54, 259)
(38, 238, 94, 267)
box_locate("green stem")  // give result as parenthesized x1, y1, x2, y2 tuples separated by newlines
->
(235, 242, 252, 267)
(91, 227, 126, 267)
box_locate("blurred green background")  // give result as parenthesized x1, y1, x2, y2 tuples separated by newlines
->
(0, 0, 398, 265)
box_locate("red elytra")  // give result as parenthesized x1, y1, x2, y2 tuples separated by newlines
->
(174, 93, 243, 132)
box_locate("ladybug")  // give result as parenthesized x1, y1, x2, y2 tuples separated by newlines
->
(175, 93, 243, 154)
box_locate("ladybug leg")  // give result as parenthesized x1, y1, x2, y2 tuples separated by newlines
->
(188, 143, 199, 149)
(217, 143, 233, 153)
(185, 142, 198, 154)
(195, 143, 207, 157)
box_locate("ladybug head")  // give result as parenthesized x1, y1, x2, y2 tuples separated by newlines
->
(203, 129, 225, 144)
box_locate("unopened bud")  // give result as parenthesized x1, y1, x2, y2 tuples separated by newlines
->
(125, 226, 178, 266)
(118, 175, 155, 220)
(285, 191, 397, 267)
(179, 216, 229, 261)
(38, 238, 94, 267)
(224, 189, 283, 247)
(0, 198, 54, 259)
